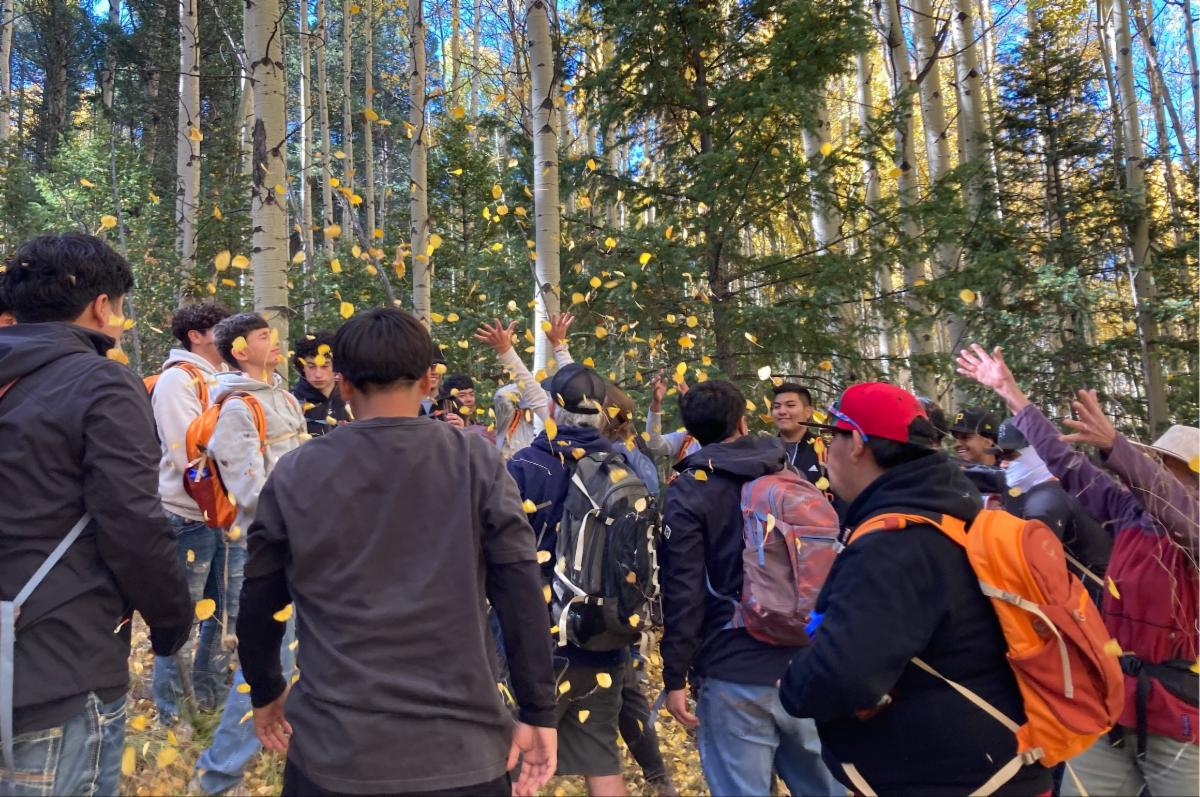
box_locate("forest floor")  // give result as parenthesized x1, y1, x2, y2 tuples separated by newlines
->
(118, 620, 711, 796)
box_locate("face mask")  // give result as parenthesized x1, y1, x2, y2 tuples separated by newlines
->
(1004, 447, 1054, 493)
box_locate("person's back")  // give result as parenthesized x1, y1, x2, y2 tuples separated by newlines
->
(779, 383, 1050, 796)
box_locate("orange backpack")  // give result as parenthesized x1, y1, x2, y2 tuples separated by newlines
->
(848, 509, 1123, 792)
(144, 362, 209, 405)
(183, 391, 266, 529)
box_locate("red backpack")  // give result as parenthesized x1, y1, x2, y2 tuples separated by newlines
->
(714, 470, 841, 646)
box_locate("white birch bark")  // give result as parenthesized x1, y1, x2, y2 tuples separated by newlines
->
(409, 0, 431, 326)
(528, 0, 561, 374)
(175, 0, 201, 276)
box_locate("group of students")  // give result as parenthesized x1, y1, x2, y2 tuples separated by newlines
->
(0, 231, 1195, 797)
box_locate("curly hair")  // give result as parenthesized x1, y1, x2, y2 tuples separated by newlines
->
(171, 302, 232, 350)
(294, 330, 336, 369)
(3, 232, 133, 323)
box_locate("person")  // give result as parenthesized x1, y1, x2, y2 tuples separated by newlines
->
(644, 374, 700, 463)
(506, 363, 629, 797)
(418, 347, 446, 417)
(0, 270, 15, 326)
(150, 301, 234, 728)
(604, 383, 661, 496)
(948, 406, 999, 465)
(437, 374, 492, 437)
(990, 418, 1112, 595)
(770, 382, 826, 485)
(189, 312, 307, 796)
(660, 380, 837, 797)
(916, 396, 949, 445)
(237, 308, 557, 797)
(0, 232, 192, 795)
(291, 331, 349, 437)
(441, 373, 477, 415)
(474, 314, 575, 459)
(778, 382, 1051, 796)
(957, 345, 1197, 797)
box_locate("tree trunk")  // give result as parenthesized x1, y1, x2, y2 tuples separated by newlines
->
(0, 0, 12, 140)
(973, 0, 1003, 199)
(409, 0, 431, 326)
(101, 0, 118, 111)
(1184, 0, 1199, 158)
(800, 96, 843, 250)
(875, 0, 937, 397)
(316, 0, 334, 255)
(950, 0, 993, 212)
(364, 0, 376, 240)
(527, 0, 561, 374)
(450, 0, 462, 106)
(175, 0, 201, 278)
(468, 0, 482, 117)
(1131, 0, 1182, 236)
(298, 0, 315, 319)
(342, 0, 355, 194)
(247, 0, 290, 372)
(1129, 0, 1194, 173)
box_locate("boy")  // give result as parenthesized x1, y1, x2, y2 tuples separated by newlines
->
(291, 331, 349, 437)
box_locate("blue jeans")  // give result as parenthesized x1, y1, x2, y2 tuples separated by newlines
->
(194, 620, 297, 796)
(1, 693, 125, 797)
(152, 515, 245, 719)
(696, 677, 838, 797)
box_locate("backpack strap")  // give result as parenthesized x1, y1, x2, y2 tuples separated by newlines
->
(847, 511, 967, 547)
(219, 392, 268, 453)
(2, 513, 91, 779)
(174, 362, 210, 406)
(674, 434, 694, 464)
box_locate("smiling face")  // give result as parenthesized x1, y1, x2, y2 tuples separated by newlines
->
(772, 391, 814, 441)
(952, 430, 996, 465)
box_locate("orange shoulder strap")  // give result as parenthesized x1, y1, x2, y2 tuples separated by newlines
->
(218, 391, 268, 452)
(174, 362, 210, 406)
(675, 434, 695, 463)
(848, 512, 968, 547)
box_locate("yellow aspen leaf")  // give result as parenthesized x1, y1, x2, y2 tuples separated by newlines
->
(766, 513, 777, 534)
(212, 205, 224, 221)
(350, 193, 363, 206)
(589, 276, 602, 289)
(1107, 577, 1121, 600)
(324, 223, 342, 239)
(79, 178, 96, 188)
(582, 357, 596, 368)
(340, 301, 354, 319)
(675, 362, 688, 379)
(666, 313, 677, 324)
(571, 292, 586, 305)
(239, 709, 254, 724)
(587, 158, 599, 171)
(595, 325, 608, 339)
(578, 196, 592, 209)
(232, 255, 250, 270)
(693, 470, 709, 482)
(274, 184, 286, 195)
(515, 206, 527, 217)
(628, 613, 641, 628)
(99, 214, 118, 230)
(492, 184, 503, 200)
(634, 497, 648, 513)
(665, 225, 674, 239)
(604, 236, 617, 249)
(292, 251, 306, 264)
(637, 252, 652, 266)
(625, 571, 638, 584)
(195, 598, 216, 620)
(544, 418, 559, 441)
(185, 548, 196, 564)
(148, 191, 160, 204)
(187, 125, 203, 142)
(130, 714, 148, 731)
(456, 339, 469, 349)
(156, 746, 179, 769)
(578, 709, 591, 723)
(451, 105, 465, 119)
(608, 405, 622, 419)
(220, 278, 236, 287)
(819, 359, 833, 371)
(363, 108, 380, 122)
(571, 447, 586, 460)
(558, 680, 571, 695)
(428, 233, 444, 251)
(746, 399, 757, 412)
(273, 604, 294, 622)
(596, 672, 613, 688)
(815, 476, 831, 491)
(701, 355, 712, 366)
(228, 524, 242, 541)
(430, 312, 446, 323)
(214, 250, 232, 271)
(230, 336, 248, 355)
(523, 499, 538, 514)
(1008, 487, 1023, 498)
(819, 141, 833, 157)
(889, 166, 903, 178)
(328, 176, 340, 187)
(1103, 639, 1123, 657)
(543, 584, 552, 603)
(959, 288, 977, 304)
(686, 315, 698, 328)
(435, 363, 447, 375)
(757, 365, 772, 380)
(447, 312, 460, 322)
(489, 242, 503, 252)
(678, 335, 694, 349)
(121, 747, 136, 776)
(1191, 659, 1200, 674)
(330, 258, 342, 274)
(536, 550, 552, 564)
(745, 332, 760, 346)
(609, 467, 629, 483)
(448, 167, 463, 176)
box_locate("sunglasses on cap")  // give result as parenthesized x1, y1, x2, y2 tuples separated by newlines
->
(829, 405, 870, 443)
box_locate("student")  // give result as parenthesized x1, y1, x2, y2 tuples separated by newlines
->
(238, 308, 557, 797)
(189, 312, 307, 796)
(779, 382, 1051, 796)
(0, 232, 192, 795)
(645, 374, 700, 463)
(506, 363, 629, 797)
(604, 383, 661, 496)
(948, 406, 999, 466)
(150, 301, 232, 725)
(770, 382, 825, 484)
(958, 345, 1197, 797)
(660, 380, 837, 797)
(292, 330, 349, 437)
(438, 374, 491, 437)
(441, 373, 477, 414)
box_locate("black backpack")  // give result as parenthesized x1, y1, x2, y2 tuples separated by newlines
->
(550, 451, 659, 651)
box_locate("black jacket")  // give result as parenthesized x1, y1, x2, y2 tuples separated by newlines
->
(660, 436, 799, 691)
(1004, 480, 1111, 584)
(782, 430, 824, 485)
(292, 377, 350, 437)
(0, 323, 191, 733)
(779, 452, 1051, 796)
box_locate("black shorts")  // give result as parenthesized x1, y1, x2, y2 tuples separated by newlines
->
(553, 661, 625, 777)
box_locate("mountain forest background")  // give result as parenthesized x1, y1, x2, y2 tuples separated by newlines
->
(2, 0, 1196, 437)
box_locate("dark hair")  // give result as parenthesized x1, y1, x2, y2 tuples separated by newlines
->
(172, 302, 231, 350)
(293, 330, 336, 368)
(0, 269, 9, 315)
(863, 434, 937, 469)
(213, 312, 270, 369)
(3, 232, 134, 323)
(333, 308, 433, 392)
(680, 380, 745, 445)
(772, 382, 812, 405)
(442, 373, 474, 393)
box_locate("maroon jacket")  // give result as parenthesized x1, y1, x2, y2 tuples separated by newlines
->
(1014, 405, 1197, 743)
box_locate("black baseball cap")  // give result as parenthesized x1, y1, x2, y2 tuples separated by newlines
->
(986, 419, 1028, 454)
(541, 363, 606, 415)
(948, 407, 999, 440)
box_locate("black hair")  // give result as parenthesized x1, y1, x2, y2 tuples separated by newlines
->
(772, 382, 813, 405)
(294, 330, 336, 369)
(680, 379, 745, 446)
(3, 232, 134, 323)
(172, 302, 231, 350)
(333, 308, 433, 392)
(213, 312, 270, 370)
(0, 269, 9, 315)
(863, 434, 937, 469)
(442, 373, 474, 393)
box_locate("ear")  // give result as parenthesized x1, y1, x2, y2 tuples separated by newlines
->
(849, 430, 869, 462)
(737, 416, 749, 436)
(418, 369, 434, 397)
(336, 375, 356, 404)
(188, 328, 206, 347)
(92, 293, 115, 327)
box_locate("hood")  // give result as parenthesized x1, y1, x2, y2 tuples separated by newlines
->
(162, 347, 224, 375)
(843, 451, 982, 529)
(292, 376, 331, 404)
(211, 369, 287, 401)
(530, 424, 612, 457)
(676, 435, 787, 480)
(0, 322, 114, 386)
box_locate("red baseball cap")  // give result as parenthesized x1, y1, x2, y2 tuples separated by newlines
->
(819, 382, 940, 446)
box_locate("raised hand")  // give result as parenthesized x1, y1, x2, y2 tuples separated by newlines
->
(545, 312, 575, 348)
(649, 372, 668, 412)
(1061, 389, 1118, 451)
(473, 319, 518, 356)
(955, 344, 1031, 413)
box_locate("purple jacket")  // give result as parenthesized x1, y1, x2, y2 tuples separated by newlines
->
(1102, 434, 1199, 559)
(1013, 405, 1197, 743)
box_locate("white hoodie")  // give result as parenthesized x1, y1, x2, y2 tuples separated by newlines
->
(207, 370, 307, 537)
(153, 348, 227, 521)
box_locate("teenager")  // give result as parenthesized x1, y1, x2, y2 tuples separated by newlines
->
(292, 331, 350, 437)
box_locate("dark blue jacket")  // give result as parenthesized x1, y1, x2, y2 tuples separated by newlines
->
(660, 435, 800, 691)
(779, 452, 1051, 796)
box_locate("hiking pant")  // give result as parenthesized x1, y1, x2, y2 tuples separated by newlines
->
(0, 693, 125, 797)
(192, 619, 296, 796)
(619, 655, 668, 783)
(696, 677, 838, 797)
(1059, 728, 1198, 796)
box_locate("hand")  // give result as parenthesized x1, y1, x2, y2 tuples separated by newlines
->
(507, 722, 557, 797)
(1061, 389, 1118, 451)
(675, 378, 690, 396)
(649, 373, 667, 413)
(665, 689, 698, 729)
(474, 319, 517, 356)
(252, 686, 293, 753)
(545, 312, 575, 348)
(445, 411, 466, 428)
(954, 344, 1030, 412)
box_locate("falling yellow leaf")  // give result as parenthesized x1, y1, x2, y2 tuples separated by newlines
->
(1008, 487, 1023, 498)
(589, 276, 602, 289)
(334, 149, 346, 159)
(231, 336, 248, 355)
(496, 204, 509, 216)
(594, 325, 608, 339)
(187, 126, 203, 142)
(545, 418, 558, 441)
(99, 214, 118, 230)
(79, 178, 96, 188)
(330, 258, 342, 274)
(818, 359, 833, 371)
(340, 301, 354, 319)
(634, 497, 648, 513)
(609, 467, 629, 483)
(121, 747, 136, 776)
(364, 108, 380, 122)
(578, 709, 591, 723)
(214, 250, 232, 271)
(558, 680, 572, 695)
(451, 105, 465, 119)
(195, 598, 216, 620)
(596, 672, 613, 688)
(292, 250, 307, 264)
(815, 476, 831, 491)
(523, 499, 538, 514)
(130, 714, 148, 731)
(156, 747, 179, 769)
(543, 584, 552, 603)
(536, 550, 552, 564)
(571, 447, 586, 460)
(819, 141, 833, 157)
(628, 613, 641, 628)
(693, 470, 708, 482)
(604, 236, 617, 249)
(746, 399, 757, 412)
(586, 158, 598, 171)
(324, 223, 342, 239)
(686, 315, 698, 328)
(237, 682, 251, 694)
(678, 335, 694, 349)
(757, 365, 772, 380)
(745, 332, 760, 346)
(447, 312, 460, 322)
(239, 710, 254, 724)
(1188, 455, 1199, 474)
(148, 191, 160, 204)
(1107, 577, 1121, 600)
(639, 252, 652, 266)
(428, 233, 444, 251)
(492, 184, 503, 200)
(273, 604, 294, 622)
(186, 549, 196, 563)
(582, 357, 596, 368)
(1103, 639, 1123, 657)
(888, 166, 903, 178)
(665, 225, 674, 239)
(959, 288, 977, 304)
(430, 312, 446, 323)
(1191, 659, 1200, 674)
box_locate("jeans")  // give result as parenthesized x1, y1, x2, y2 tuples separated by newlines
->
(152, 515, 245, 720)
(194, 620, 297, 796)
(1059, 728, 1198, 796)
(0, 693, 125, 797)
(695, 677, 837, 797)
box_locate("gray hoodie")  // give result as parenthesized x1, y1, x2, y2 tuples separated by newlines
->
(152, 348, 227, 521)
(207, 370, 307, 537)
